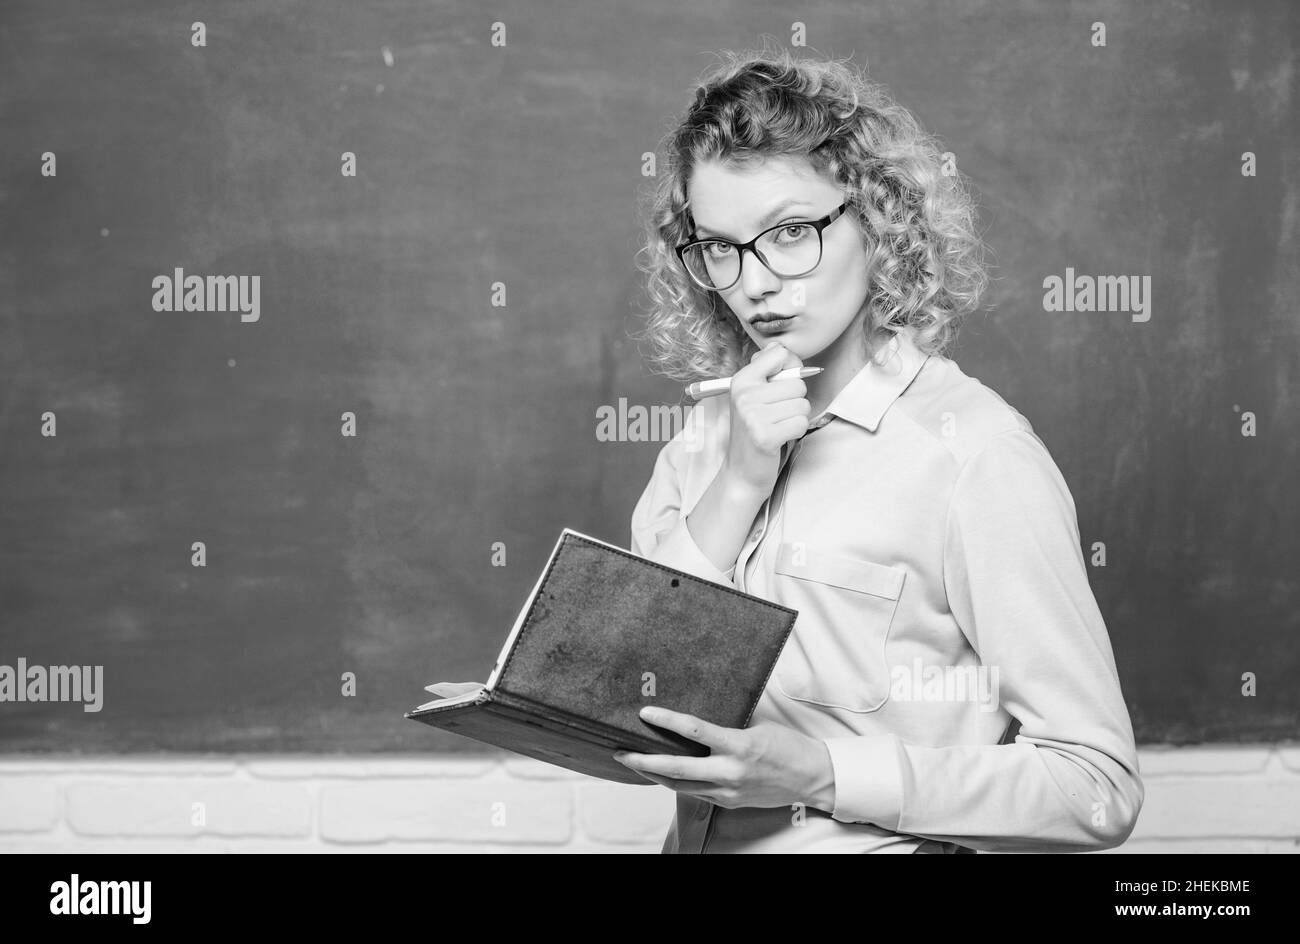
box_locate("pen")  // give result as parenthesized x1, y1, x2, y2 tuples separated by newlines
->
(685, 366, 825, 400)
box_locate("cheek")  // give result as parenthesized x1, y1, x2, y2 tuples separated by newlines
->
(807, 243, 870, 306)
(830, 239, 871, 283)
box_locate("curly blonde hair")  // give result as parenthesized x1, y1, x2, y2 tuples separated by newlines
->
(632, 43, 989, 382)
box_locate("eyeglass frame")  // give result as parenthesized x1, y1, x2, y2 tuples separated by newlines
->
(674, 200, 851, 292)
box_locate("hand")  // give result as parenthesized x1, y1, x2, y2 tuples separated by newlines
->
(613, 706, 835, 812)
(723, 341, 811, 497)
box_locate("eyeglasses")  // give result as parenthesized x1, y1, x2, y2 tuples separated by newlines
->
(675, 201, 849, 292)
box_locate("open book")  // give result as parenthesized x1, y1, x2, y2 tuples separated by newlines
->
(405, 528, 798, 784)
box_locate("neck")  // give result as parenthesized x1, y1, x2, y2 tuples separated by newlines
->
(803, 316, 890, 419)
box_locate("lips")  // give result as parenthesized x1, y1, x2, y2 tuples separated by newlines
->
(752, 315, 795, 334)
(752, 312, 795, 324)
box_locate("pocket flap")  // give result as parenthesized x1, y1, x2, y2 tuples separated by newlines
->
(773, 542, 905, 600)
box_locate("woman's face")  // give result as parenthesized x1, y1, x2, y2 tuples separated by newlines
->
(685, 155, 872, 365)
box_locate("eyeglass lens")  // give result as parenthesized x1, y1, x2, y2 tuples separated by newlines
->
(682, 223, 823, 290)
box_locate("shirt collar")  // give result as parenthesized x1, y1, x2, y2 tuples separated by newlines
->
(815, 328, 931, 432)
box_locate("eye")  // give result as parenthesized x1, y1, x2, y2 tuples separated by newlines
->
(702, 240, 734, 258)
(775, 223, 813, 243)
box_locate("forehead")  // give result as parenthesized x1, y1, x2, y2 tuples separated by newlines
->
(686, 155, 838, 235)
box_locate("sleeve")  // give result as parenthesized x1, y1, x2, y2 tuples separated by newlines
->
(629, 402, 736, 588)
(820, 428, 1144, 852)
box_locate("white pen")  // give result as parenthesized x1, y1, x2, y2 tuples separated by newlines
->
(685, 366, 825, 400)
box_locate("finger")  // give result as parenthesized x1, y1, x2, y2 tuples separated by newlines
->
(616, 750, 721, 782)
(755, 343, 802, 379)
(610, 760, 661, 785)
(639, 706, 735, 751)
(773, 414, 811, 441)
(764, 398, 812, 424)
(748, 378, 807, 403)
(622, 769, 719, 797)
(749, 341, 797, 364)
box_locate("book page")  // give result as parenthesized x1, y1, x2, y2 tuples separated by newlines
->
(411, 685, 485, 712)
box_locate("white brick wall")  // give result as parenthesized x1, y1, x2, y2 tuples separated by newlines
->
(1, 746, 1297, 853)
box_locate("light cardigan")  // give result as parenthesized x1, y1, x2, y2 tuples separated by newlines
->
(630, 329, 1143, 853)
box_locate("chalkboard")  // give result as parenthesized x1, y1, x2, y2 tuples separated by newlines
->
(1, 0, 1296, 752)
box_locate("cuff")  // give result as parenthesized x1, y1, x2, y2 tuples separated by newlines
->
(645, 516, 735, 588)
(822, 732, 905, 830)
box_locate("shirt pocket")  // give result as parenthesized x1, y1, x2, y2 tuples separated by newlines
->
(770, 541, 906, 713)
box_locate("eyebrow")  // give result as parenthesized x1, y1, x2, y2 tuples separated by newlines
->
(693, 199, 813, 239)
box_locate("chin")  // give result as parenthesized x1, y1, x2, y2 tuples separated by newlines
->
(749, 333, 797, 353)
(750, 331, 823, 360)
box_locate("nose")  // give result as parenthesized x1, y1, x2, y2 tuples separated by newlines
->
(736, 246, 782, 299)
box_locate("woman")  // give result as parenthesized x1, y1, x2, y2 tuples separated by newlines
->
(617, 46, 1143, 853)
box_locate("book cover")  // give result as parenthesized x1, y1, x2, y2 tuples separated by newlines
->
(405, 528, 798, 784)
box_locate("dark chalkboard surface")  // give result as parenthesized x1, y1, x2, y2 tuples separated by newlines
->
(1, 0, 1296, 751)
